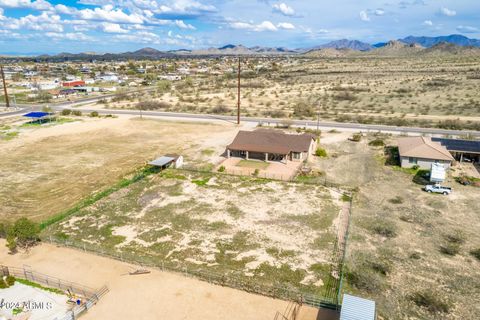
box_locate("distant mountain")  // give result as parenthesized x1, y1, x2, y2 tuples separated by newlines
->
(421, 42, 480, 56)
(307, 39, 373, 51)
(400, 34, 480, 48)
(367, 40, 424, 57)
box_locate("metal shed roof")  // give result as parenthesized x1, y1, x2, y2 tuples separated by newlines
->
(23, 112, 51, 118)
(148, 156, 175, 167)
(340, 294, 376, 320)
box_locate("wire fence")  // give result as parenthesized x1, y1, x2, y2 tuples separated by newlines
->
(0, 265, 108, 320)
(42, 236, 338, 310)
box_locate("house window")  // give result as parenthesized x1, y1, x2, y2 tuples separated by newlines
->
(409, 157, 417, 164)
(292, 152, 301, 160)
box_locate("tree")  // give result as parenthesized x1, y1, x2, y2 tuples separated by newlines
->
(4, 218, 40, 253)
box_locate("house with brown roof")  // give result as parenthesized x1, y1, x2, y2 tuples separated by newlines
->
(398, 136, 454, 169)
(227, 129, 316, 164)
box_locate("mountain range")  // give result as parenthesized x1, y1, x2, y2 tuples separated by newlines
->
(3, 34, 479, 60)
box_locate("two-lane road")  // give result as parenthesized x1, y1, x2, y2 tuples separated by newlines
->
(1, 96, 480, 137)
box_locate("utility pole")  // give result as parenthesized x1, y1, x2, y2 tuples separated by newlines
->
(0, 65, 10, 108)
(237, 57, 241, 125)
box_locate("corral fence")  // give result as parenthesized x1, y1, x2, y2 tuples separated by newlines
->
(43, 236, 338, 310)
(0, 265, 108, 320)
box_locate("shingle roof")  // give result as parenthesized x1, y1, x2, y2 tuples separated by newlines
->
(228, 130, 315, 155)
(398, 136, 454, 161)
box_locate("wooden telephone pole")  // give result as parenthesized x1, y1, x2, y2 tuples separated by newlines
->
(0, 65, 10, 108)
(237, 57, 241, 125)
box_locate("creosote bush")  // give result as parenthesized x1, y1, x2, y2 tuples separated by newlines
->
(410, 291, 451, 314)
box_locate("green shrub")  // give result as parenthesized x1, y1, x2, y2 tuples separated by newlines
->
(218, 165, 225, 173)
(410, 291, 450, 314)
(253, 169, 259, 176)
(0, 280, 7, 289)
(388, 196, 403, 204)
(411, 164, 420, 171)
(368, 139, 385, 147)
(61, 109, 71, 116)
(72, 110, 82, 116)
(90, 111, 99, 117)
(350, 133, 362, 142)
(315, 148, 327, 157)
(6, 276, 15, 287)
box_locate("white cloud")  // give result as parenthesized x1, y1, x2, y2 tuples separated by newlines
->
(175, 19, 195, 30)
(374, 9, 385, 16)
(359, 10, 370, 22)
(230, 20, 279, 32)
(423, 20, 433, 26)
(45, 32, 91, 41)
(101, 22, 129, 33)
(0, 0, 52, 11)
(440, 7, 456, 17)
(272, 3, 295, 17)
(2, 12, 63, 32)
(456, 25, 478, 33)
(277, 22, 295, 30)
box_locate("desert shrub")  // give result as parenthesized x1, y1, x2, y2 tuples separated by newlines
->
(444, 231, 465, 244)
(136, 101, 171, 110)
(211, 105, 230, 114)
(253, 169, 259, 176)
(315, 148, 327, 157)
(345, 268, 383, 293)
(350, 133, 362, 142)
(411, 164, 420, 171)
(218, 165, 225, 173)
(470, 248, 480, 261)
(61, 109, 71, 116)
(371, 220, 397, 238)
(388, 196, 403, 204)
(112, 93, 129, 102)
(89, 111, 99, 117)
(410, 291, 450, 314)
(293, 101, 315, 118)
(333, 91, 358, 101)
(440, 243, 460, 256)
(72, 110, 82, 116)
(0, 280, 7, 289)
(369, 139, 385, 147)
(263, 110, 286, 118)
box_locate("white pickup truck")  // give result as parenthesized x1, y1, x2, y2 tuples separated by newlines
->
(424, 184, 452, 195)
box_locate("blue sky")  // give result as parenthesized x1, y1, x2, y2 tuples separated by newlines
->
(0, 0, 479, 54)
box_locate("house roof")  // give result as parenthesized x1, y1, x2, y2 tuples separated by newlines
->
(228, 130, 315, 155)
(398, 136, 454, 161)
(148, 156, 175, 167)
(431, 137, 480, 154)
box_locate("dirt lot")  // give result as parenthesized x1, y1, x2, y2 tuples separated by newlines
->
(0, 240, 330, 320)
(43, 170, 346, 297)
(0, 115, 239, 222)
(308, 134, 480, 319)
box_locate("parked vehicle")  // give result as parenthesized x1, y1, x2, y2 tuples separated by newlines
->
(424, 184, 452, 195)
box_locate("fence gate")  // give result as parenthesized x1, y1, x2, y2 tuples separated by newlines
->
(1, 266, 9, 277)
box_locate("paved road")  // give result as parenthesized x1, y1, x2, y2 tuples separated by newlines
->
(1, 95, 480, 137)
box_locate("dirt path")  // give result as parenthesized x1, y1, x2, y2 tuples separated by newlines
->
(0, 240, 327, 320)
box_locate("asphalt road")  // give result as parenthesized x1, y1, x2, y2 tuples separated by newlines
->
(1, 94, 480, 138)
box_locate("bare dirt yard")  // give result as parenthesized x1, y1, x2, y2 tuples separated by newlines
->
(0, 115, 239, 222)
(0, 240, 334, 320)
(43, 169, 347, 298)
(306, 133, 480, 320)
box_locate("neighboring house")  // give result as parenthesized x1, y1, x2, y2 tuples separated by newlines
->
(227, 130, 316, 164)
(148, 154, 183, 169)
(62, 80, 86, 87)
(398, 136, 454, 169)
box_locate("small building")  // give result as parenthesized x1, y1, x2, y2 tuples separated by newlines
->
(398, 136, 454, 169)
(148, 154, 183, 170)
(340, 294, 376, 320)
(227, 130, 316, 164)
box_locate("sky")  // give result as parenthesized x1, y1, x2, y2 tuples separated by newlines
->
(0, 0, 479, 54)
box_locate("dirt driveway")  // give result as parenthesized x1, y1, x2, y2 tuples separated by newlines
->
(0, 240, 332, 320)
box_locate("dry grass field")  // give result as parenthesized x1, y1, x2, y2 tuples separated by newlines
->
(96, 55, 480, 130)
(309, 134, 480, 319)
(0, 115, 238, 222)
(43, 170, 346, 297)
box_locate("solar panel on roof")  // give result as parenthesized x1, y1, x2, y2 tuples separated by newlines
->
(432, 138, 480, 153)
